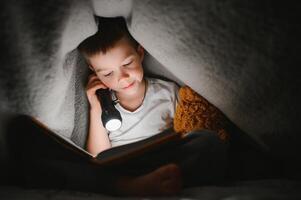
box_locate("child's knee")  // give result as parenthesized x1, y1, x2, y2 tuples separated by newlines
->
(181, 129, 229, 166)
(184, 130, 227, 148)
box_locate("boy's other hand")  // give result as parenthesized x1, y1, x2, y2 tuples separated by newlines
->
(86, 74, 107, 113)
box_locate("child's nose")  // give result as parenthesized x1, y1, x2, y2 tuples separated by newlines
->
(118, 69, 130, 81)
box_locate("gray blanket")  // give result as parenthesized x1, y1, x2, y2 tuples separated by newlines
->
(0, 0, 300, 179)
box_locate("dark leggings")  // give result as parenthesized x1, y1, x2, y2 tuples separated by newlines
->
(7, 115, 228, 194)
(112, 130, 229, 187)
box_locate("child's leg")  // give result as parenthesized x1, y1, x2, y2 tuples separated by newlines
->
(110, 130, 228, 189)
(176, 130, 229, 187)
(114, 163, 182, 196)
(107, 130, 228, 189)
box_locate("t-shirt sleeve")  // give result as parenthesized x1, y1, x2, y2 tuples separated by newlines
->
(174, 83, 180, 106)
(170, 82, 180, 118)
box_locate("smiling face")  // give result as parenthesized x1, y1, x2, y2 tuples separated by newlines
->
(88, 37, 145, 97)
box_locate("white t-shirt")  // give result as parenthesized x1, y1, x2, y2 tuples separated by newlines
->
(109, 77, 179, 147)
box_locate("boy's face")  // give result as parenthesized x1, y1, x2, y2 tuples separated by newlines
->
(88, 37, 144, 96)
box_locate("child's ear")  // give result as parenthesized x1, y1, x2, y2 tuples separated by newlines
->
(137, 45, 144, 62)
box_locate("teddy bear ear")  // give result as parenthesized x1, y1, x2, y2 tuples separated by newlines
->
(179, 86, 203, 103)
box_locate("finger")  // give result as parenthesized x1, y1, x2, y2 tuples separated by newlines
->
(86, 81, 107, 91)
(87, 77, 104, 88)
(87, 75, 100, 84)
(87, 78, 101, 86)
(89, 73, 97, 78)
(86, 78, 104, 88)
(88, 73, 100, 81)
(87, 85, 107, 97)
(91, 84, 107, 93)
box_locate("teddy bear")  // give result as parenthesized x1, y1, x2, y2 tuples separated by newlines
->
(173, 86, 230, 142)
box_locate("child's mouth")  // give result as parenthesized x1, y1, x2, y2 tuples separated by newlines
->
(122, 82, 135, 89)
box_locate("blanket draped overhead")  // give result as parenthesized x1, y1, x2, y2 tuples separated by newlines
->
(0, 0, 300, 163)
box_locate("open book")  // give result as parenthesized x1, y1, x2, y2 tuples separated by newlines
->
(23, 115, 183, 166)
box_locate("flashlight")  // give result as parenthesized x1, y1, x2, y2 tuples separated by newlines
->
(96, 89, 122, 131)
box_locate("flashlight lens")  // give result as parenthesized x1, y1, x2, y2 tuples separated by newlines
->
(105, 119, 122, 131)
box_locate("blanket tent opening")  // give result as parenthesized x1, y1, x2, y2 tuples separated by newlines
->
(1, 0, 301, 199)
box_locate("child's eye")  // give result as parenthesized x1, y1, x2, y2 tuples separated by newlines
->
(123, 61, 132, 67)
(104, 72, 113, 77)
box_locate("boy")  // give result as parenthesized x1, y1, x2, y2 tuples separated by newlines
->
(78, 16, 182, 196)
(78, 17, 228, 196)
(79, 17, 179, 156)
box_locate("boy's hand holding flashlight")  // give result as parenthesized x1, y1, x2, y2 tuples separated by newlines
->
(86, 74, 107, 114)
(86, 74, 122, 131)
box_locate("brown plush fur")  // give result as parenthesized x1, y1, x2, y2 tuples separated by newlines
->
(173, 86, 230, 141)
